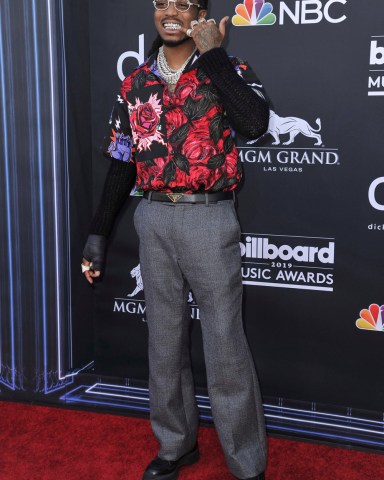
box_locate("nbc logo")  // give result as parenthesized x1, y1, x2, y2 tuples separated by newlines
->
(232, 0, 276, 26)
(232, 0, 347, 27)
(355, 304, 384, 332)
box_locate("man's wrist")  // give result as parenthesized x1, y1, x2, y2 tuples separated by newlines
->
(83, 234, 107, 271)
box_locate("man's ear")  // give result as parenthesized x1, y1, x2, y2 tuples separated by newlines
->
(198, 9, 208, 20)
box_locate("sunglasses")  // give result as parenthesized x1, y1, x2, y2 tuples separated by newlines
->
(153, 0, 202, 12)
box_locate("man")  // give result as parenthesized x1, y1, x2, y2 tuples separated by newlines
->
(82, 1, 270, 479)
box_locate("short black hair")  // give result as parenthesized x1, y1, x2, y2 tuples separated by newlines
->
(199, 0, 208, 9)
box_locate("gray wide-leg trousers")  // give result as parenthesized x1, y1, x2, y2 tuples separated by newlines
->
(133, 198, 267, 479)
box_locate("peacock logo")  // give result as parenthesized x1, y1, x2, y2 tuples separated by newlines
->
(232, 0, 277, 26)
(355, 304, 384, 332)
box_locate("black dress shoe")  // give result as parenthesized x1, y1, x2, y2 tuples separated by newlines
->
(238, 473, 265, 480)
(142, 444, 200, 480)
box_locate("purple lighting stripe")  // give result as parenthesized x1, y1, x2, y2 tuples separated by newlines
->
(0, 4, 16, 390)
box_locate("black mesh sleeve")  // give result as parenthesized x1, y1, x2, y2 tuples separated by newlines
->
(89, 158, 137, 237)
(198, 47, 270, 140)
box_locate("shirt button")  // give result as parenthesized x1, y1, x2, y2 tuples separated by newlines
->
(170, 125, 175, 130)
(170, 150, 174, 155)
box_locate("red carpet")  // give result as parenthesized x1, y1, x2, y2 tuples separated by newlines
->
(0, 401, 383, 480)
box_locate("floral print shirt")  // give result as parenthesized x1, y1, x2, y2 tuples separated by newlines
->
(104, 48, 268, 193)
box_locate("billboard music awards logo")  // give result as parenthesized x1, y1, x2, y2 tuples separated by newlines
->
(240, 233, 335, 291)
(232, 0, 347, 27)
(356, 304, 384, 332)
(113, 264, 200, 320)
(368, 36, 384, 96)
(239, 109, 340, 174)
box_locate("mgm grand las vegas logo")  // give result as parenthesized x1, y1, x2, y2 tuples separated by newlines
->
(239, 110, 340, 173)
(113, 264, 200, 320)
(240, 233, 335, 291)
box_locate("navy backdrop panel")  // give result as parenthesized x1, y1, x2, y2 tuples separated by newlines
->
(1, 0, 384, 451)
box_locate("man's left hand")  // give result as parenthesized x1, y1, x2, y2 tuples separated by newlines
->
(182, 16, 229, 54)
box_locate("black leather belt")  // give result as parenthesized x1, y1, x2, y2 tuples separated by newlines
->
(143, 191, 234, 204)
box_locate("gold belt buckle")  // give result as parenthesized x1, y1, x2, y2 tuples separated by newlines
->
(166, 193, 184, 203)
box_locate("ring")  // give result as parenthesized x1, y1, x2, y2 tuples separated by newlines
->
(81, 262, 93, 274)
(207, 18, 216, 24)
(190, 20, 199, 28)
(186, 28, 193, 37)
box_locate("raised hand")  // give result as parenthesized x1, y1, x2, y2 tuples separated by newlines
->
(182, 16, 229, 54)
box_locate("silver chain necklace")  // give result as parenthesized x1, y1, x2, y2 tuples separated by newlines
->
(157, 45, 197, 85)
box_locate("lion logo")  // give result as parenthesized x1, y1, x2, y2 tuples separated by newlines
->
(127, 264, 143, 298)
(126, 264, 196, 304)
(249, 110, 323, 146)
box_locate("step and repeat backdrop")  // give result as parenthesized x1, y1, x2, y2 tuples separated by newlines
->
(1, 0, 384, 450)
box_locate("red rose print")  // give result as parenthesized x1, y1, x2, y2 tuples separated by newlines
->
(166, 108, 187, 132)
(174, 81, 198, 103)
(121, 73, 137, 100)
(150, 176, 166, 190)
(128, 93, 165, 152)
(131, 103, 159, 138)
(136, 163, 151, 186)
(182, 127, 216, 161)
